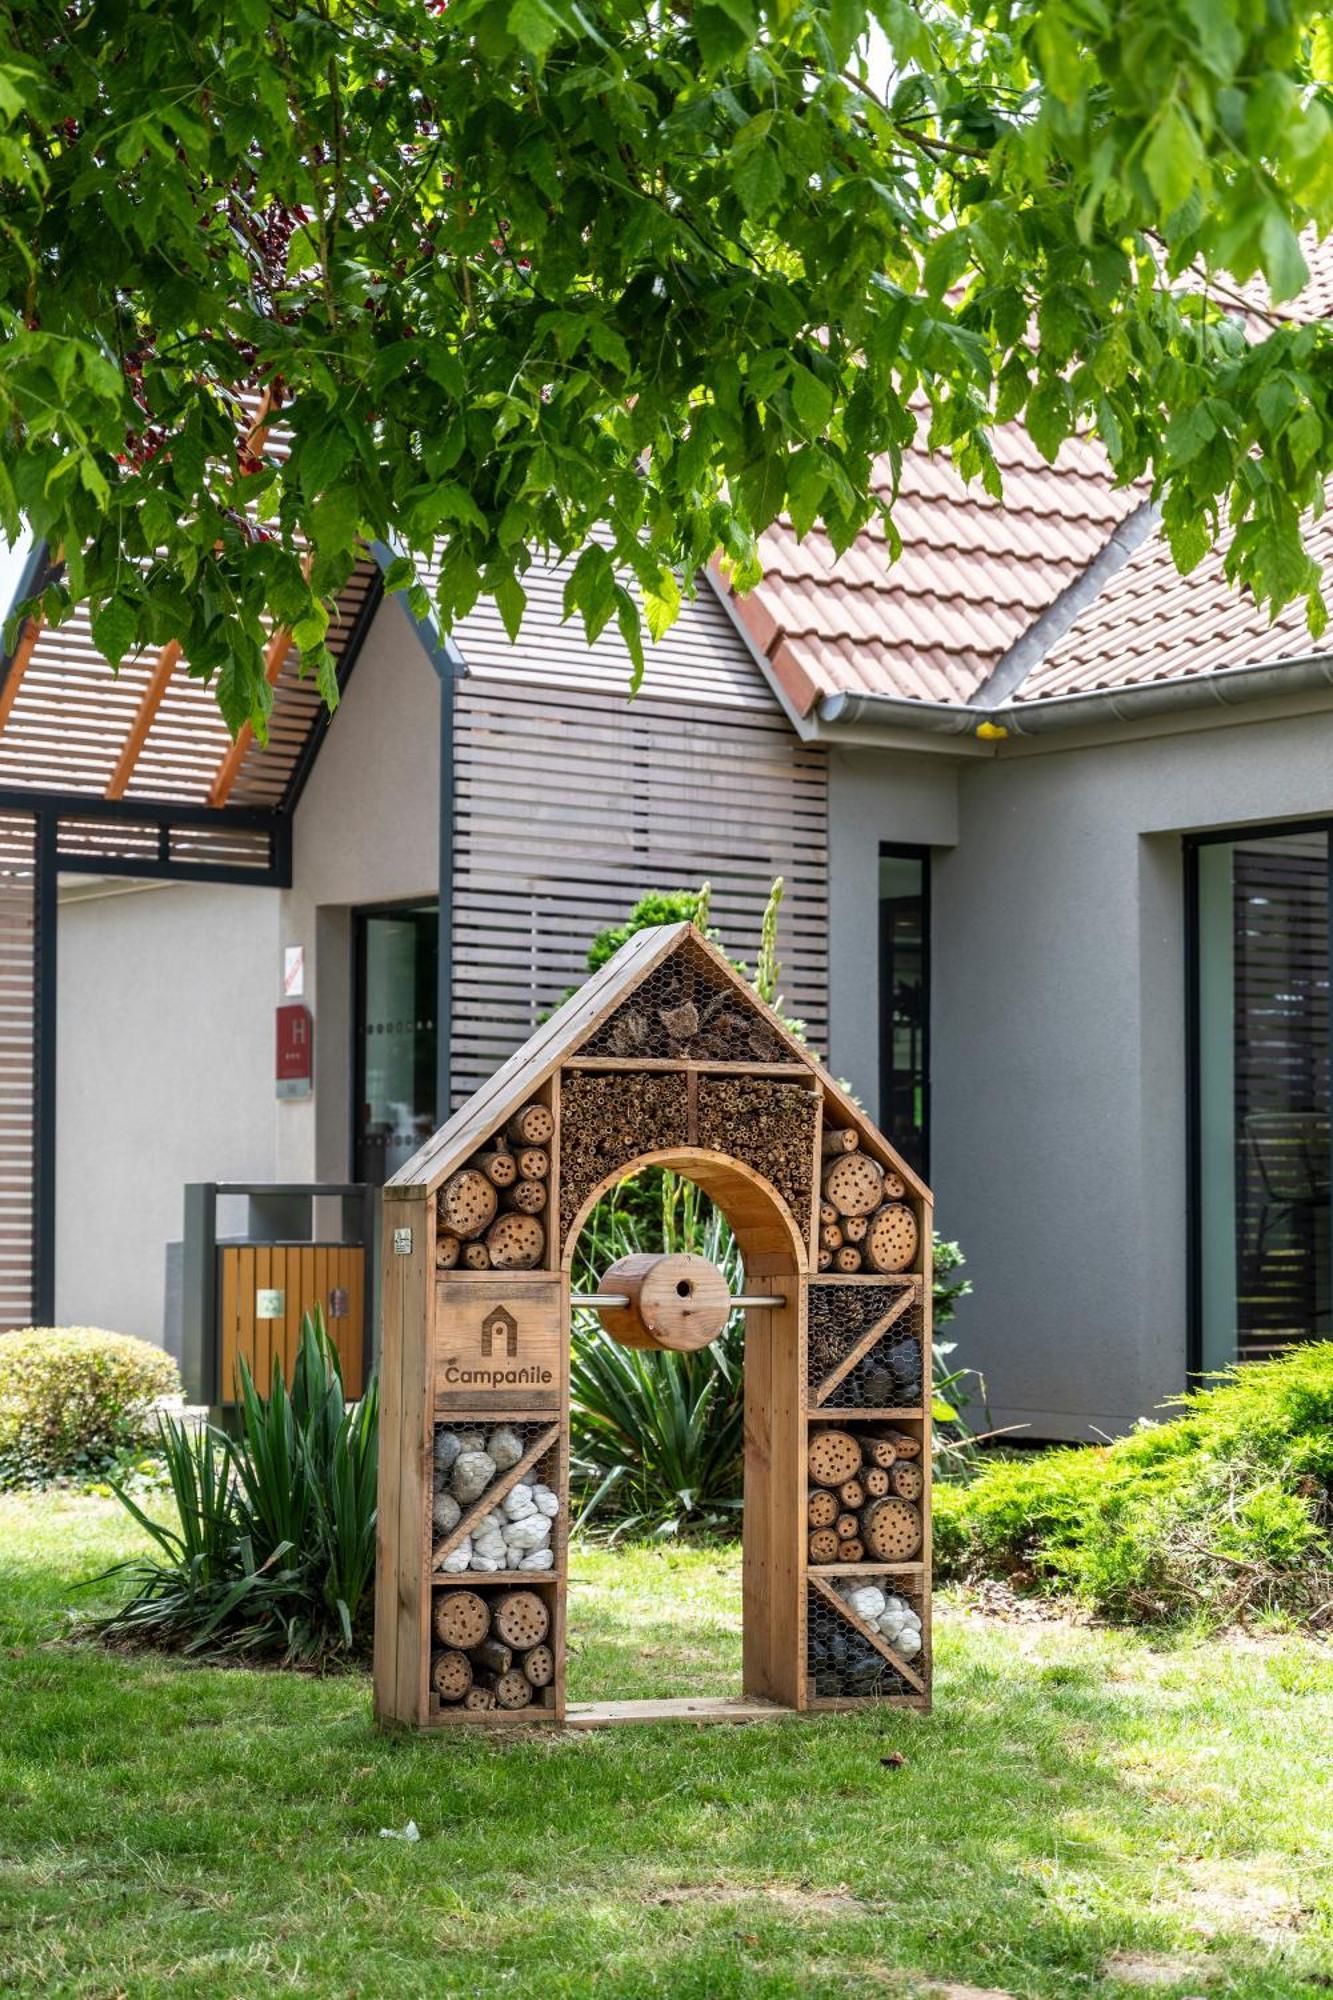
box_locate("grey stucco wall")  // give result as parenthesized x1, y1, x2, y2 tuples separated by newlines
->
(56, 881, 278, 1341)
(831, 704, 1333, 1440)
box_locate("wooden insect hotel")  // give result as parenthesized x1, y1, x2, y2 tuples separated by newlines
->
(374, 922, 932, 1728)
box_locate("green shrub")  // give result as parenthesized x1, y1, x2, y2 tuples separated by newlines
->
(0, 1326, 179, 1488)
(936, 1342, 1333, 1626)
(90, 1308, 378, 1665)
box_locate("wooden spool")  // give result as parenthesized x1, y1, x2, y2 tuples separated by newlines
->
(486, 1213, 545, 1269)
(821, 1126, 859, 1158)
(868, 1437, 899, 1469)
(837, 1538, 864, 1562)
(431, 1649, 473, 1702)
(462, 1241, 491, 1269)
(808, 1529, 839, 1564)
(863, 1465, 890, 1498)
(441, 1168, 498, 1241)
(435, 1232, 461, 1271)
(506, 1100, 554, 1147)
(491, 1668, 532, 1710)
(433, 1590, 490, 1651)
(807, 1429, 862, 1488)
(517, 1147, 549, 1180)
(523, 1643, 555, 1688)
(835, 1512, 859, 1540)
(463, 1684, 497, 1712)
(596, 1252, 731, 1353)
(863, 1495, 923, 1562)
(822, 1150, 885, 1218)
(493, 1590, 550, 1649)
(891, 1461, 924, 1501)
(807, 1489, 839, 1529)
(838, 1477, 865, 1510)
(834, 1245, 863, 1273)
(474, 1148, 518, 1187)
(843, 1214, 868, 1243)
(504, 1178, 548, 1215)
(864, 1201, 919, 1274)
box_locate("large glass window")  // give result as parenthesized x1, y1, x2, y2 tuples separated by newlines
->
(353, 904, 438, 1185)
(1192, 829, 1331, 1371)
(878, 846, 930, 1177)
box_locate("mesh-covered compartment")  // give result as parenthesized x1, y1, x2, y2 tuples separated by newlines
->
(558, 1069, 689, 1241)
(584, 939, 789, 1063)
(807, 1583, 925, 1701)
(697, 1077, 818, 1234)
(808, 1279, 924, 1410)
(431, 1419, 562, 1576)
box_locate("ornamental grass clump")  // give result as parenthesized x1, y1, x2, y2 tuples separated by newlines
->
(91, 1308, 378, 1666)
(934, 1341, 1333, 1628)
(0, 1325, 179, 1488)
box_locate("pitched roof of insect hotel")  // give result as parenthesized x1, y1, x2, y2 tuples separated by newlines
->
(388, 920, 927, 1208)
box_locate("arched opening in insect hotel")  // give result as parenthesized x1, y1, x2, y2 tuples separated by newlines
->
(374, 922, 933, 1729)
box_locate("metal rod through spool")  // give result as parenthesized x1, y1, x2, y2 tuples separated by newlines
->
(571, 1292, 785, 1309)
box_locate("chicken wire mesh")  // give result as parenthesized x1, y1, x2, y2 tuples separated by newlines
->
(432, 1419, 562, 1575)
(584, 941, 788, 1063)
(807, 1281, 925, 1409)
(806, 1585, 924, 1701)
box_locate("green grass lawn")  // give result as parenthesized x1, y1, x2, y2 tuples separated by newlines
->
(1, 1493, 1331, 1999)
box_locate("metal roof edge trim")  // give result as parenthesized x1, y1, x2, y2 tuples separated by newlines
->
(371, 540, 468, 682)
(700, 561, 821, 741)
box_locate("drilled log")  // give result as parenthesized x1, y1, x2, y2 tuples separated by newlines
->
(817, 1247, 833, 1271)
(863, 1465, 890, 1498)
(435, 1232, 461, 1271)
(819, 1201, 839, 1228)
(486, 1212, 545, 1270)
(820, 1126, 859, 1158)
(838, 1477, 865, 1510)
(835, 1512, 860, 1540)
(834, 1245, 863, 1273)
(492, 1589, 550, 1649)
(807, 1489, 839, 1529)
(441, 1168, 498, 1241)
(433, 1590, 490, 1650)
(837, 1538, 865, 1563)
(808, 1528, 839, 1564)
(820, 1222, 844, 1253)
(843, 1213, 868, 1243)
(506, 1100, 554, 1147)
(431, 1649, 473, 1702)
(517, 1147, 549, 1181)
(473, 1148, 518, 1187)
(478, 1667, 532, 1710)
(463, 1684, 497, 1712)
(504, 1178, 548, 1215)
(887, 1431, 921, 1460)
(462, 1241, 491, 1270)
(863, 1200, 919, 1274)
(863, 1495, 923, 1562)
(522, 1643, 555, 1688)
(807, 1429, 862, 1487)
(822, 1150, 885, 1218)
(867, 1437, 899, 1469)
(891, 1461, 924, 1501)
(472, 1637, 514, 1676)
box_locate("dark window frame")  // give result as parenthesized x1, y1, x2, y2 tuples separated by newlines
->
(1184, 817, 1333, 1380)
(878, 842, 931, 1179)
(350, 898, 440, 1185)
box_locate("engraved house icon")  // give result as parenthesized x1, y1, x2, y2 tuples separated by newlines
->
(480, 1306, 518, 1359)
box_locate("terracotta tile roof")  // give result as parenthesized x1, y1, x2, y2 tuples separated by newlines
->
(727, 423, 1143, 714)
(1013, 508, 1333, 702)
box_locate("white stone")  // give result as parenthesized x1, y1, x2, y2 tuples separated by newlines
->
(518, 1549, 554, 1571)
(503, 1484, 537, 1521)
(895, 1629, 922, 1658)
(846, 1585, 886, 1623)
(441, 1537, 472, 1573)
(451, 1450, 496, 1503)
(469, 1554, 501, 1573)
(472, 1531, 508, 1562)
(432, 1490, 462, 1535)
(503, 1514, 551, 1552)
(455, 1430, 484, 1452)
(433, 1430, 462, 1471)
(487, 1426, 524, 1471)
(531, 1484, 559, 1518)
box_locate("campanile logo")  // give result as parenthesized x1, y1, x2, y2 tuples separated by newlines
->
(480, 1305, 519, 1359)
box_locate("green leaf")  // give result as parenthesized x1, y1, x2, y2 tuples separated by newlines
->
(1026, 379, 1071, 463)
(1165, 402, 1216, 466)
(1143, 103, 1202, 215)
(694, 3, 753, 71)
(494, 571, 527, 643)
(615, 585, 646, 694)
(1259, 209, 1309, 305)
(732, 144, 785, 220)
(508, 0, 562, 58)
(90, 595, 138, 670)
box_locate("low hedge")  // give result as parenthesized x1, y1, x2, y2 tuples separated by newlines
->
(0, 1326, 180, 1487)
(934, 1341, 1333, 1626)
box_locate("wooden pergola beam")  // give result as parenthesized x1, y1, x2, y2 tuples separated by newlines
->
(0, 612, 44, 739)
(207, 621, 297, 808)
(105, 639, 182, 799)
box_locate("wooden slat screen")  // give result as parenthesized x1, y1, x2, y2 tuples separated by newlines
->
(217, 1242, 366, 1401)
(0, 813, 36, 1330)
(1232, 836, 1330, 1360)
(448, 570, 828, 1104)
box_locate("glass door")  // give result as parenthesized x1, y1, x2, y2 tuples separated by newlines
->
(353, 904, 438, 1186)
(1192, 828, 1331, 1371)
